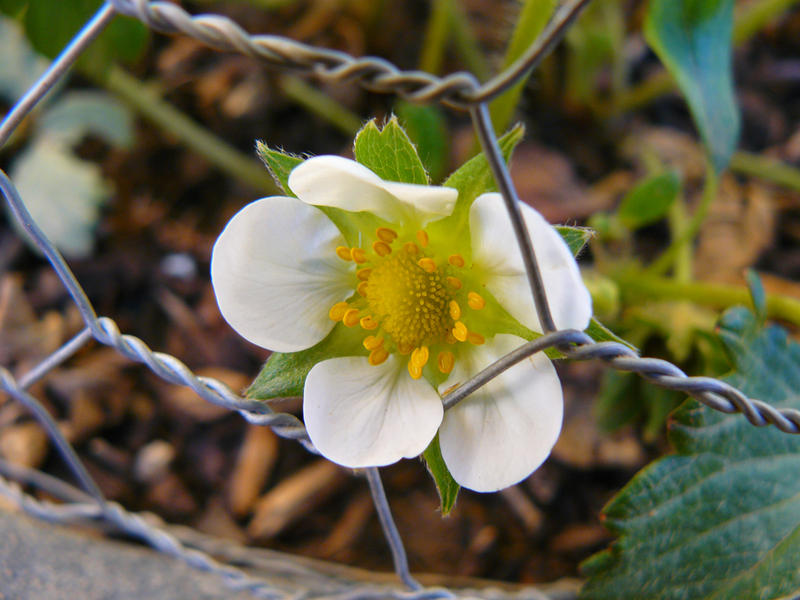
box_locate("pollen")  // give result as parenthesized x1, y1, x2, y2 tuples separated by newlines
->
(369, 347, 389, 366)
(360, 315, 379, 330)
(467, 332, 485, 345)
(336, 246, 352, 261)
(376, 227, 398, 243)
(357, 268, 372, 281)
(449, 300, 461, 320)
(363, 335, 384, 351)
(408, 362, 423, 379)
(416, 230, 429, 247)
(452, 321, 468, 342)
(351, 248, 367, 264)
(328, 302, 349, 321)
(448, 254, 465, 268)
(343, 308, 361, 327)
(467, 291, 486, 310)
(446, 276, 462, 290)
(372, 240, 392, 256)
(417, 258, 437, 273)
(411, 346, 429, 369)
(357, 281, 369, 297)
(404, 242, 419, 255)
(437, 351, 455, 374)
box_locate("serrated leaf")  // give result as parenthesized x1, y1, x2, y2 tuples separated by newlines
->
(9, 138, 109, 257)
(395, 101, 449, 183)
(256, 142, 303, 194)
(38, 91, 133, 147)
(353, 117, 428, 185)
(644, 0, 740, 173)
(247, 323, 368, 400)
(422, 434, 459, 515)
(581, 306, 800, 600)
(556, 225, 594, 256)
(617, 171, 680, 229)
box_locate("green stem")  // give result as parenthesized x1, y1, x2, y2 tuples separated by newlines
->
(613, 273, 800, 328)
(648, 164, 717, 277)
(419, 0, 451, 75)
(98, 66, 277, 194)
(730, 151, 800, 192)
(278, 75, 361, 136)
(448, 0, 491, 81)
(668, 192, 692, 283)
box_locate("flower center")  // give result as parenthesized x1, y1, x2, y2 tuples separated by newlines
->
(327, 227, 487, 380)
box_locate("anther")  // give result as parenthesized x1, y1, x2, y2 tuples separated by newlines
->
(363, 335, 384, 351)
(437, 351, 455, 374)
(350, 248, 367, 264)
(446, 332, 458, 344)
(404, 242, 419, 255)
(397, 341, 414, 355)
(376, 227, 398, 243)
(446, 276, 462, 290)
(343, 308, 361, 327)
(411, 346, 429, 369)
(360, 315, 379, 330)
(416, 230, 429, 247)
(336, 246, 352, 261)
(467, 291, 486, 310)
(417, 258, 436, 273)
(357, 268, 372, 281)
(328, 302, 349, 321)
(369, 347, 389, 366)
(452, 321, 468, 342)
(448, 254, 465, 268)
(407, 361, 423, 380)
(357, 281, 369, 297)
(372, 240, 392, 256)
(467, 332, 485, 345)
(449, 300, 461, 320)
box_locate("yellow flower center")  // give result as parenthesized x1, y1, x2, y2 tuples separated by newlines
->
(328, 227, 487, 380)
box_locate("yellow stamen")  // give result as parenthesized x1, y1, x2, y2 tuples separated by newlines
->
(329, 302, 350, 321)
(397, 341, 414, 355)
(357, 281, 369, 297)
(369, 347, 389, 366)
(467, 291, 486, 310)
(351, 248, 367, 264)
(417, 257, 437, 273)
(360, 315, 379, 330)
(449, 300, 461, 320)
(376, 227, 398, 243)
(336, 246, 352, 261)
(357, 268, 372, 281)
(452, 321, 468, 342)
(407, 361, 423, 379)
(448, 254, 465, 268)
(446, 332, 458, 344)
(467, 332, 485, 345)
(446, 276, 462, 290)
(363, 335, 384, 351)
(372, 240, 392, 257)
(343, 308, 361, 327)
(416, 230, 429, 247)
(404, 242, 419, 255)
(437, 351, 455, 374)
(411, 346, 429, 369)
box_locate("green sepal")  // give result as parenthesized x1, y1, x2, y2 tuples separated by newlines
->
(556, 225, 595, 257)
(353, 116, 428, 185)
(422, 433, 459, 515)
(246, 323, 367, 400)
(586, 317, 637, 350)
(617, 171, 681, 230)
(256, 142, 389, 248)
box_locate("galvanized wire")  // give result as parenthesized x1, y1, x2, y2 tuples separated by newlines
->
(2, 0, 800, 599)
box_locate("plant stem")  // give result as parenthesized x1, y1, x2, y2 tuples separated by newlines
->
(730, 151, 800, 192)
(648, 163, 718, 277)
(614, 272, 800, 328)
(99, 66, 277, 194)
(419, 0, 451, 75)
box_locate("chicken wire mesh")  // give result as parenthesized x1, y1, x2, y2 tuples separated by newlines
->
(1, 1, 800, 598)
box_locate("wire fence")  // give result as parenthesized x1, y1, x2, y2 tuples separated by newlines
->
(2, 0, 800, 598)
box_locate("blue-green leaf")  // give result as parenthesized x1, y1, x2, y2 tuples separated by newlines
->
(644, 0, 740, 173)
(581, 306, 800, 599)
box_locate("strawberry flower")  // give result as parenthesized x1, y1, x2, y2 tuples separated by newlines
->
(211, 155, 591, 492)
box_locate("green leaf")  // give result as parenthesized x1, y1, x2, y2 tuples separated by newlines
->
(617, 171, 680, 229)
(556, 225, 594, 256)
(395, 101, 449, 183)
(247, 324, 367, 400)
(581, 307, 800, 599)
(644, 0, 740, 173)
(585, 317, 637, 350)
(18, 0, 148, 75)
(422, 434, 460, 515)
(353, 117, 428, 185)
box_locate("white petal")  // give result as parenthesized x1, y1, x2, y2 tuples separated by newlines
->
(438, 334, 563, 492)
(288, 155, 456, 225)
(211, 196, 352, 352)
(470, 193, 592, 333)
(304, 355, 443, 468)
